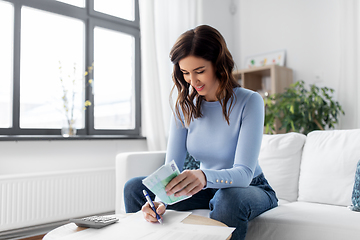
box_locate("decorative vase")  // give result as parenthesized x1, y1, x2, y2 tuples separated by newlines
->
(61, 121, 77, 137)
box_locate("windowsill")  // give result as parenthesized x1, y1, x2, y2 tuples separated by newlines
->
(0, 135, 146, 141)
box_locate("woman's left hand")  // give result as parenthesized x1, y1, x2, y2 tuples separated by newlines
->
(165, 169, 207, 197)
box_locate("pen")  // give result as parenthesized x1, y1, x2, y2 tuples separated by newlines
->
(143, 190, 163, 224)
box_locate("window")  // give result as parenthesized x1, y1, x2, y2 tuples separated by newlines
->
(0, 1, 13, 129)
(0, 0, 140, 137)
(20, 7, 84, 129)
(93, 27, 135, 130)
(94, 0, 134, 21)
(55, 0, 85, 8)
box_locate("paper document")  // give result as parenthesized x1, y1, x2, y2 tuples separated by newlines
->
(56, 211, 235, 240)
(125, 210, 191, 226)
(123, 211, 234, 240)
(142, 222, 234, 240)
(142, 160, 191, 205)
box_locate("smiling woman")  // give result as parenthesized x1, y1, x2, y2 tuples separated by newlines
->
(170, 25, 240, 126)
(179, 56, 219, 102)
(124, 25, 278, 240)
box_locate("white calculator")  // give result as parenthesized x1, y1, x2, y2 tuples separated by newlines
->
(70, 215, 119, 229)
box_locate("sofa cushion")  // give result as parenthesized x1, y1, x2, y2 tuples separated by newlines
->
(350, 160, 360, 211)
(298, 129, 360, 206)
(246, 202, 360, 240)
(258, 132, 306, 202)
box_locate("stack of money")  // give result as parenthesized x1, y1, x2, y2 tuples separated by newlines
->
(142, 160, 191, 205)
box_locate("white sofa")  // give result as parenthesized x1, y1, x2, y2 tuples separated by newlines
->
(115, 129, 360, 240)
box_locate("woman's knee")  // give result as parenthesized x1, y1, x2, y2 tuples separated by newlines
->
(124, 177, 145, 197)
(210, 189, 235, 218)
(124, 177, 147, 213)
(209, 188, 250, 222)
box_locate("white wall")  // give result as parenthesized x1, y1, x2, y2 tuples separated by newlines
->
(235, 0, 340, 91)
(0, 139, 147, 175)
(197, 0, 341, 90)
(0, 0, 348, 176)
(198, 0, 358, 129)
(197, 0, 239, 66)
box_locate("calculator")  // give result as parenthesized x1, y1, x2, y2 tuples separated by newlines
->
(70, 215, 119, 229)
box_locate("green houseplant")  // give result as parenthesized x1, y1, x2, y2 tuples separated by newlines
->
(264, 80, 345, 135)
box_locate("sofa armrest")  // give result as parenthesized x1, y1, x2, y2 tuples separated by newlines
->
(115, 151, 166, 214)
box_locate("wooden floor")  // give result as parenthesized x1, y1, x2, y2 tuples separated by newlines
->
(19, 234, 46, 240)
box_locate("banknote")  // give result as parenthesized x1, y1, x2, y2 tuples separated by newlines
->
(142, 160, 191, 205)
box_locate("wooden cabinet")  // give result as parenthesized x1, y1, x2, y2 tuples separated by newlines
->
(233, 65, 293, 97)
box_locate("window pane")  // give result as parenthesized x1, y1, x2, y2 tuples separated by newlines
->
(94, 0, 134, 21)
(94, 27, 135, 129)
(0, 1, 13, 128)
(20, 7, 85, 129)
(55, 0, 85, 8)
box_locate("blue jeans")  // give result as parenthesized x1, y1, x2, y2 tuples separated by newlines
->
(124, 173, 278, 240)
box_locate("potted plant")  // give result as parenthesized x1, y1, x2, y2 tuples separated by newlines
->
(264, 80, 345, 135)
(58, 62, 93, 137)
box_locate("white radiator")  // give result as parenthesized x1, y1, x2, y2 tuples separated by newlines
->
(0, 168, 115, 232)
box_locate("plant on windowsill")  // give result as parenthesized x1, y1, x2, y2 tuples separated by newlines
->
(59, 62, 93, 137)
(264, 80, 345, 135)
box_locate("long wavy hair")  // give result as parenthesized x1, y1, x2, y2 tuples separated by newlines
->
(170, 25, 240, 126)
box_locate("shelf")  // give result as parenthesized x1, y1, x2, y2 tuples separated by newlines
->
(233, 65, 293, 133)
(233, 65, 293, 97)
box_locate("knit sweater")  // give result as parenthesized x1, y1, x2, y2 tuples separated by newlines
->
(165, 87, 264, 189)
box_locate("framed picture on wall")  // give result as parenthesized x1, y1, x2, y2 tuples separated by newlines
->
(244, 49, 286, 68)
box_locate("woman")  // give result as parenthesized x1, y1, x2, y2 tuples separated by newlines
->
(124, 25, 278, 240)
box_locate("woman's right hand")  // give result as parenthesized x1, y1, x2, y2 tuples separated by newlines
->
(141, 201, 166, 223)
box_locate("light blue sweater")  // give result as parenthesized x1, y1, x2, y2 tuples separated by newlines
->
(165, 87, 264, 189)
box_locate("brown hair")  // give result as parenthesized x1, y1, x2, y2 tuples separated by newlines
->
(170, 25, 240, 126)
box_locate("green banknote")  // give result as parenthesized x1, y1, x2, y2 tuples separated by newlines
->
(142, 160, 191, 205)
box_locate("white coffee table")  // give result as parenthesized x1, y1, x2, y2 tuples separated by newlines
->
(43, 213, 231, 240)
